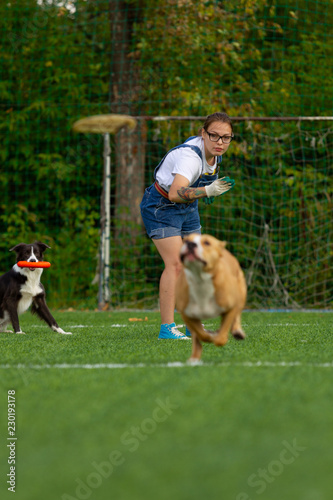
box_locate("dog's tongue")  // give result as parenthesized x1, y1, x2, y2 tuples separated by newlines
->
(186, 253, 197, 262)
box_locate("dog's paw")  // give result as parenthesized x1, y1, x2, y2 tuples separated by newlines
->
(232, 330, 246, 340)
(213, 336, 228, 347)
(57, 328, 73, 335)
(52, 326, 72, 335)
(15, 331, 26, 335)
(187, 358, 203, 366)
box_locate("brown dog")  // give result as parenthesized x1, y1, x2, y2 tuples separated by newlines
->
(176, 234, 247, 362)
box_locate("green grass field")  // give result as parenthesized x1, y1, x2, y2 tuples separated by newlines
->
(1, 310, 333, 500)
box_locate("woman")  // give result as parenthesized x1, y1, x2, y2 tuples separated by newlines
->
(140, 112, 235, 339)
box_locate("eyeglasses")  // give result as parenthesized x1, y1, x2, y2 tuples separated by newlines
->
(205, 130, 234, 144)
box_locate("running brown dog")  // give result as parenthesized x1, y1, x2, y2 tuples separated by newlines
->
(176, 234, 247, 362)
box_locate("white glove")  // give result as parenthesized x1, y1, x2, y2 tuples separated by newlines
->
(205, 177, 235, 197)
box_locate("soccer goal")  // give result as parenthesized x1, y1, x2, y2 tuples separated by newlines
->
(107, 116, 332, 310)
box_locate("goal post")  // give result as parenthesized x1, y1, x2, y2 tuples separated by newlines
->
(72, 114, 137, 310)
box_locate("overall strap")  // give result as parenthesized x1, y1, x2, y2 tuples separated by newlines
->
(153, 137, 202, 180)
(153, 137, 222, 180)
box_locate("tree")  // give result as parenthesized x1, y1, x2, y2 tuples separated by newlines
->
(109, 0, 146, 243)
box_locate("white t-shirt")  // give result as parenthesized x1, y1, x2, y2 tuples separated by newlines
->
(155, 137, 217, 191)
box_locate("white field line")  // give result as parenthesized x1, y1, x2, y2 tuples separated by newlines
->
(30, 324, 129, 328)
(1, 361, 333, 370)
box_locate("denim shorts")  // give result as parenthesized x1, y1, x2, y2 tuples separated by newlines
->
(140, 184, 201, 239)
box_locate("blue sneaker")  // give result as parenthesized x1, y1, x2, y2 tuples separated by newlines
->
(158, 323, 190, 340)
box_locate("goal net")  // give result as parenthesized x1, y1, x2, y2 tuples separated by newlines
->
(108, 118, 332, 310)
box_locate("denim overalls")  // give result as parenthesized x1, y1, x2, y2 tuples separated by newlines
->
(140, 137, 222, 240)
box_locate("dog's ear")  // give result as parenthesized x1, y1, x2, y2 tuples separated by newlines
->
(9, 243, 27, 253)
(35, 241, 51, 252)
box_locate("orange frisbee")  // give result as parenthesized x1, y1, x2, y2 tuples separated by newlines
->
(17, 261, 51, 268)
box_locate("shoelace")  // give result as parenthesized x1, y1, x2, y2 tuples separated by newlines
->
(170, 327, 187, 337)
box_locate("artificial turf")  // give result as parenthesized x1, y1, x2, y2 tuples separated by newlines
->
(1, 310, 332, 500)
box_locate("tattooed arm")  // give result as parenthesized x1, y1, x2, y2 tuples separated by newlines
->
(168, 174, 207, 203)
(176, 186, 208, 202)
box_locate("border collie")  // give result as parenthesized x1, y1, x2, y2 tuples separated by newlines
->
(0, 242, 72, 335)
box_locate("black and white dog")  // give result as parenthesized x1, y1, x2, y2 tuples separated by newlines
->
(0, 242, 72, 335)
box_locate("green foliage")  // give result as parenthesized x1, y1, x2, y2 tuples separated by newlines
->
(0, 0, 332, 308)
(0, 0, 110, 306)
(131, 0, 333, 117)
